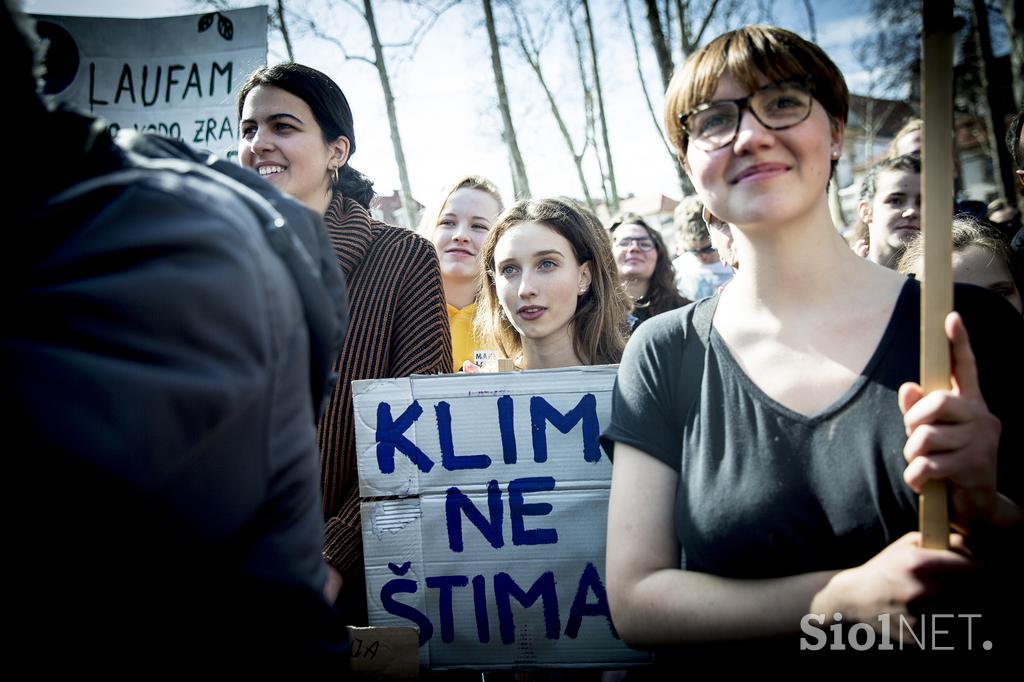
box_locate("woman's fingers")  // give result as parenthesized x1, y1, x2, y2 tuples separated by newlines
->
(946, 312, 982, 400)
(902, 390, 975, 435)
(897, 381, 924, 420)
(897, 313, 1000, 527)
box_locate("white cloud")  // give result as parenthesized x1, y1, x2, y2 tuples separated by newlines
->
(816, 15, 874, 51)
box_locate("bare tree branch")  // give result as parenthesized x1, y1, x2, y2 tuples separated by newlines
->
(511, 1, 594, 208)
(339, 0, 367, 18)
(566, 1, 598, 164)
(362, 0, 418, 228)
(275, 0, 295, 61)
(582, 0, 619, 212)
(675, 0, 687, 56)
(800, 0, 818, 43)
(692, 0, 721, 49)
(483, 0, 531, 198)
(297, 14, 377, 64)
(624, 0, 690, 195)
(644, 0, 675, 91)
(661, 0, 673, 53)
(381, 0, 458, 52)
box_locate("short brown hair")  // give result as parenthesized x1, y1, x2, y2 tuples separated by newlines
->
(665, 25, 848, 161)
(475, 197, 629, 366)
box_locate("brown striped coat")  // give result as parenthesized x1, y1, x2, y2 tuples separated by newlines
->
(318, 194, 451, 586)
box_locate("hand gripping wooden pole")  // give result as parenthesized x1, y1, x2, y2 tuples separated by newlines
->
(919, 0, 954, 550)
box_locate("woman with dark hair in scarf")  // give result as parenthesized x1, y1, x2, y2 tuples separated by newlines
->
(238, 63, 451, 622)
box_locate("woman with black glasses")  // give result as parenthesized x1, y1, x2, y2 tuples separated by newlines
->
(603, 25, 1023, 656)
(609, 212, 689, 331)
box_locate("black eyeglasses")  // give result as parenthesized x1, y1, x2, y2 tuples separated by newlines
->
(687, 245, 717, 255)
(679, 78, 815, 151)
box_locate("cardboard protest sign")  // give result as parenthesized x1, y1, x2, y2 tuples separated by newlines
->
(354, 366, 650, 670)
(31, 7, 266, 154)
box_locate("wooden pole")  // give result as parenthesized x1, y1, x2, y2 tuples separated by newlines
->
(919, 0, 954, 550)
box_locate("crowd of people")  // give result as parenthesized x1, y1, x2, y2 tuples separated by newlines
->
(8, 0, 1024, 670)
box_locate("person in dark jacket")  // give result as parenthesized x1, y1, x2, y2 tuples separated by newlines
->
(5, 2, 350, 670)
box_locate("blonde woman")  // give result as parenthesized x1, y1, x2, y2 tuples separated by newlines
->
(419, 176, 503, 371)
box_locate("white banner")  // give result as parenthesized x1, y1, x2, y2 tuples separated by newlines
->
(32, 7, 266, 154)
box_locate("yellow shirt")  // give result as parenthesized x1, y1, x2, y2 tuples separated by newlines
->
(447, 302, 479, 372)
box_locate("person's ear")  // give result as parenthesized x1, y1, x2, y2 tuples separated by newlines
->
(329, 136, 351, 169)
(830, 118, 845, 153)
(857, 199, 872, 225)
(578, 261, 592, 295)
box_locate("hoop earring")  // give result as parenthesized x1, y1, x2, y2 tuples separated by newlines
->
(330, 165, 340, 185)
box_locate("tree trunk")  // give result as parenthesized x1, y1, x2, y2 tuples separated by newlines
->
(363, 0, 418, 228)
(482, 0, 531, 199)
(568, 7, 609, 210)
(624, 0, 690, 196)
(972, 0, 1017, 203)
(661, 0, 673, 56)
(1001, 0, 1024, 110)
(582, 0, 619, 213)
(689, 0, 721, 56)
(644, 0, 675, 92)
(675, 0, 688, 58)
(275, 0, 295, 62)
(513, 7, 593, 209)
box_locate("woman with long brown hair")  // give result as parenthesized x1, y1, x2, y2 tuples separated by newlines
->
(475, 197, 629, 369)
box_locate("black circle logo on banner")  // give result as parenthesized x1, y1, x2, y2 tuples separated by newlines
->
(35, 21, 79, 95)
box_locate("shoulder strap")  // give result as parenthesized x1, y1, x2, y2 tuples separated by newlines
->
(690, 293, 718, 345)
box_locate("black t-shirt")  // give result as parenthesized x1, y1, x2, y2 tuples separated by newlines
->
(604, 279, 1022, 579)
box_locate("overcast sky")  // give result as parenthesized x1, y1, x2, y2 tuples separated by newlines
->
(26, 0, 922, 208)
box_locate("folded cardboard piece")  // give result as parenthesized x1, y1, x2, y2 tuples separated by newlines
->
(354, 366, 650, 670)
(347, 626, 418, 679)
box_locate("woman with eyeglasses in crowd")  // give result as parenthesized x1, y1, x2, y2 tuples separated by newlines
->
(237, 63, 451, 622)
(474, 197, 629, 370)
(603, 25, 1023, 656)
(609, 213, 689, 331)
